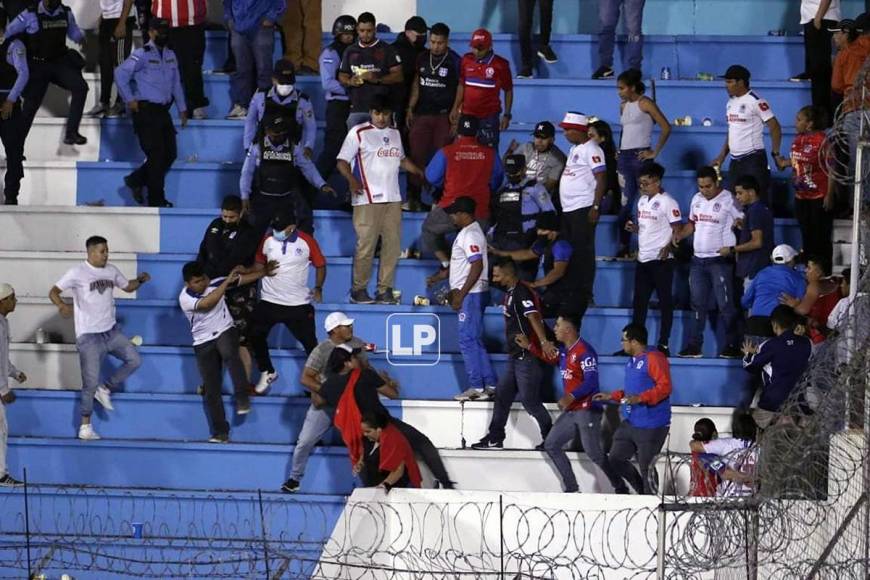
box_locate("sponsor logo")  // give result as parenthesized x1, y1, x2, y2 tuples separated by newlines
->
(386, 313, 441, 366)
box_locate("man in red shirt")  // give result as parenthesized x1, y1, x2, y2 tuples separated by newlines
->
(153, 0, 209, 118)
(449, 28, 513, 148)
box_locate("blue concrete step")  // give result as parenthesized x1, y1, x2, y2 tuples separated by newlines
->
(7, 437, 355, 493)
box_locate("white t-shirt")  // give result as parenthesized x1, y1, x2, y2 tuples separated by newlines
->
(636, 192, 682, 263)
(726, 91, 775, 158)
(55, 262, 128, 338)
(450, 222, 488, 293)
(800, 0, 840, 24)
(703, 437, 756, 497)
(559, 140, 607, 212)
(101, 0, 135, 19)
(337, 122, 404, 206)
(689, 189, 743, 258)
(179, 280, 235, 346)
(255, 231, 326, 306)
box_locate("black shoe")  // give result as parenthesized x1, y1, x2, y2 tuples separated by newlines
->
(0, 474, 23, 487)
(612, 349, 629, 356)
(592, 66, 614, 80)
(375, 288, 399, 305)
(124, 175, 145, 205)
(470, 436, 504, 450)
(281, 478, 300, 493)
(678, 346, 703, 358)
(4, 197, 17, 205)
(208, 433, 229, 443)
(236, 399, 251, 415)
(719, 346, 743, 359)
(537, 45, 558, 63)
(149, 200, 174, 208)
(516, 66, 533, 79)
(657, 344, 670, 357)
(434, 479, 457, 490)
(534, 442, 546, 451)
(789, 72, 811, 82)
(63, 133, 87, 146)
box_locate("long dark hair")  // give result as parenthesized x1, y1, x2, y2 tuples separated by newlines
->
(590, 120, 617, 157)
(617, 69, 646, 95)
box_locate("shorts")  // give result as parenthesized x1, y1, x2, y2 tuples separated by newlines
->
(225, 284, 258, 346)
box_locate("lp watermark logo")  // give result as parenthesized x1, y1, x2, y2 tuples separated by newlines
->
(385, 313, 440, 366)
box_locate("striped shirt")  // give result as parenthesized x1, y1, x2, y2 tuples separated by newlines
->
(150, 0, 207, 27)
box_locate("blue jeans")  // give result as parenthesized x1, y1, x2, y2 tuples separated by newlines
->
(487, 355, 552, 442)
(476, 113, 501, 149)
(289, 403, 334, 481)
(617, 149, 645, 249)
(458, 291, 497, 389)
(230, 26, 275, 107)
(544, 408, 625, 492)
(688, 256, 739, 351)
(76, 325, 141, 417)
(598, 0, 647, 70)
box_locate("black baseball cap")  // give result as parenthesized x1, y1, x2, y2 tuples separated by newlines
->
(457, 115, 479, 136)
(533, 121, 555, 139)
(273, 58, 296, 84)
(149, 18, 170, 32)
(271, 210, 296, 230)
(445, 196, 477, 215)
(505, 154, 526, 173)
(405, 16, 428, 34)
(720, 65, 751, 82)
(856, 13, 870, 33)
(829, 18, 859, 32)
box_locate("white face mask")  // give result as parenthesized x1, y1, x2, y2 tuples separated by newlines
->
(276, 84, 294, 97)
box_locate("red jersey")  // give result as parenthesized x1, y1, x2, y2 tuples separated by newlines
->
(334, 369, 364, 466)
(437, 136, 496, 219)
(690, 452, 719, 497)
(378, 423, 422, 488)
(459, 52, 512, 118)
(151, 0, 207, 26)
(790, 131, 829, 201)
(808, 286, 843, 343)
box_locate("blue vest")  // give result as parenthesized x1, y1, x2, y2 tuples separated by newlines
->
(621, 350, 671, 429)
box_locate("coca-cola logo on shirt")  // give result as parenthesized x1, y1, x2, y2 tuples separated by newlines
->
(377, 147, 402, 158)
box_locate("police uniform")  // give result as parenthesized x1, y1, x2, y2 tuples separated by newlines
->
(0, 32, 28, 205)
(115, 25, 187, 207)
(9, 0, 88, 143)
(243, 58, 316, 151)
(315, 20, 353, 179)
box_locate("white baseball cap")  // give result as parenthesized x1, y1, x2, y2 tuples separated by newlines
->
(0, 283, 13, 301)
(771, 244, 799, 264)
(559, 111, 589, 131)
(324, 311, 355, 333)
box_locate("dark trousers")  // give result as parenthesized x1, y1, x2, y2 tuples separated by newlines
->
(0, 102, 25, 203)
(249, 191, 314, 236)
(518, 0, 554, 68)
(22, 57, 89, 139)
(561, 206, 596, 318)
(127, 102, 177, 206)
(315, 99, 350, 180)
(194, 327, 250, 437)
(727, 150, 770, 206)
(632, 259, 675, 347)
(795, 197, 834, 272)
(408, 113, 452, 203)
(804, 20, 835, 125)
(98, 17, 134, 106)
(617, 149, 645, 249)
(487, 355, 552, 443)
(393, 419, 453, 487)
(608, 422, 669, 494)
(169, 24, 209, 111)
(248, 301, 318, 374)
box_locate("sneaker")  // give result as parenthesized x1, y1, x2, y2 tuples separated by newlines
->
(0, 474, 23, 487)
(534, 442, 546, 451)
(104, 102, 125, 118)
(225, 104, 248, 120)
(86, 103, 107, 117)
(719, 346, 743, 359)
(375, 288, 399, 305)
(592, 66, 614, 80)
(281, 477, 300, 493)
(454, 387, 484, 401)
(192, 106, 208, 120)
(254, 371, 278, 395)
(350, 289, 375, 304)
(209, 433, 229, 443)
(612, 349, 630, 357)
(789, 72, 811, 82)
(470, 436, 504, 450)
(657, 344, 670, 358)
(78, 424, 101, 441)
(537, 45, 558, 63)
(678, 346, 703, 358)
(95, 385, 114, 411)
(236, 400, 252, 415)
(63, 133, 88, 146)
(516, 66, 533, 79)
(481, 386, 497, 400)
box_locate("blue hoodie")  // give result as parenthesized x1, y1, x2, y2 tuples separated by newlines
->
(741, 264, 807, 317)
(223, 0, 284, 35)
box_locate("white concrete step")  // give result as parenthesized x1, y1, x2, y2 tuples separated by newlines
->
(18, 118, 100, 161)
(0, 160, 78, 205)
(0, 251, 137, 299)
(0, 206, 160, 252)
(9, 298, 76, 344)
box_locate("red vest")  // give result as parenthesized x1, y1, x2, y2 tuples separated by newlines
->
(438, 136, 494, 219)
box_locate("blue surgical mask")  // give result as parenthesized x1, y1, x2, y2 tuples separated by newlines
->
(272, 228, 289, 241)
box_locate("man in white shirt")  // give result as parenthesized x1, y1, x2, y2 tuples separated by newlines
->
(49, 236, 149, 440)
(179, 262, 251, 444)
(87, 0, 135, 117)
(622, 163, 682, 356)
(711, 65, 782, 205)
(558, 111, 606, 319)
(793, 0, 840, 118)
(0, 283, 26, 486)
(337, 94, 425, 305)
(675, 167, 744, 359)
(428, 196, 498, 401)
(238, 211, 326, 394)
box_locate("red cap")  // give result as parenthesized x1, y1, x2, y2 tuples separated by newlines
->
(470, 28, 492, 49)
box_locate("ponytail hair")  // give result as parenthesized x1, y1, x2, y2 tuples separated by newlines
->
(617, 69, 646, 95)
(798, 105, 828, 131)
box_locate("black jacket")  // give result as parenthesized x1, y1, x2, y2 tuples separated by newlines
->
(197, 218, 259, 279)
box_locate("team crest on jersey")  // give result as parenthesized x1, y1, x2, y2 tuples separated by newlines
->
(636, 360, 645, 370)
(672, 209, 680, 218)
(713, 202, 721, 211)
(739, 104, 746, 113)
(572, 154, 579, 162)
(295, 247, 303, 256)
(759, 101, 770, 112)
(383, 136, 390, 144)
(439, 67, 448, 77)
(651, 201, 660, 210)
(470, 245, 480, 252)
(592, 156, 601, 163)
(485, 66, 495, 78)
(458, 312, 467, 322)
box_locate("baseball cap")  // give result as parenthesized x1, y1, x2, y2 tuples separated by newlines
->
(559, 112, 589, 131)
(336, 343, 362, 355)
(0, 283, 13, 301)
(470, 28, 492, 49)
(324, 311, 355, 333)
(533, 121, 555, 139)
(505, 154, 526, 173)
(271, 210, 296, 230)
(720, 65, 751, 82)
(830, 18, 859, 32)
(149, 18, 170, 32)
(771, 244, 799, 264)
(273, 58, 296, 84)
(457, 115, 479, 136)
(405, 16, 428, 34)
(445, 196, 477, 215)
(856, 13, 870, 32)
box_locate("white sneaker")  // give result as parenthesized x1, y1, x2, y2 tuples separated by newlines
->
(95, 385, 114, 411)
(480, 386, 497, 400)
(254, 371, 278, 394)
(225, 104, 248, 120)
(192, 106, 208, 120)
(454, 387, 484, 402)
(78, 424, 101, 440)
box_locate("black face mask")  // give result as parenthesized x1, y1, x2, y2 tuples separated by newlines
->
(268, 133, 288, 146)
(153, 33, 169, 47)
(222, 221, 238, 231)
(45, 0, 61, 10)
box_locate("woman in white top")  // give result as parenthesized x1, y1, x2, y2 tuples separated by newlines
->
(690, 409, 758, 497)
(616, 69, 671, 257)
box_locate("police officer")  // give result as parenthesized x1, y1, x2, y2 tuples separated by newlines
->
(316, 14, 355, 181)
(115, 18, 187, 207)
(490, 154, 554, 281)
(243, 58, 316, 155)
(0, 8, 28, 205)
(8, 0, 88, 144)
(240, 115, 334, 235)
